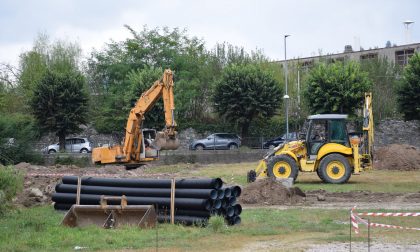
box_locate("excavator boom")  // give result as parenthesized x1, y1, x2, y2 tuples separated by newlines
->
(92, 69, 179, 167)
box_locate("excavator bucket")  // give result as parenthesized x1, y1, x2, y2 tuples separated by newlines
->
(61, 196, 157, 229)
(153, 131, 180, 150)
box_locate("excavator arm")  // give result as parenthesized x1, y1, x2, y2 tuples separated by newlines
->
(92, 69, 179, 167)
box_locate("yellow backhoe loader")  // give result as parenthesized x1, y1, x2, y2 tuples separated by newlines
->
(247, 93, 373, 184)
(92, 69, 180, 169)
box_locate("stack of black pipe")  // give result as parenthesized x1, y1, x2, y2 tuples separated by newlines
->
(52, 176, 242, 226)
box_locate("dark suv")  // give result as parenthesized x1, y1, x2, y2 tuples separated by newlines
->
(263, 132, 298, 149)
(190, 133, 241, 150)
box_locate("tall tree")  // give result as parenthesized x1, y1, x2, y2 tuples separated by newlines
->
(304, 61, 372, 114)
(31, 70, 88, 150)
(213, 64, 282, 137)
(360, 58, 401, 120)
(397, 53, 420, 120)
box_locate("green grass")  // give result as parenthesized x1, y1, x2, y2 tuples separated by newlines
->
(148, 162, 420, 193)
(1, 206, 419, 251)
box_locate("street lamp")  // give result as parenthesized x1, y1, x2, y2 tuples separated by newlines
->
(284, 34, 290, 141)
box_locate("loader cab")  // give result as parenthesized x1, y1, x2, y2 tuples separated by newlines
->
(305, 114, 349, 160)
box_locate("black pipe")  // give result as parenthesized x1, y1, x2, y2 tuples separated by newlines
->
(55, 184, 218, 200)
(220, 206, 234, 217)
(158, 209, 211, 218)
(157, 215, 208, 226)
(223, 187, 232, 198)
(232, 204, 242, 215)
(54, 203, 73, 211)
(230, 186, 242, 197)
(226, 215, 241, 225)
(228, 196, 237, 205)
(211, 199, 222, 209)
(62, 176, 222, 189)
(52, 193, 212, 211)
(221, 199, 228, 209)
(217, 189, 225, 199)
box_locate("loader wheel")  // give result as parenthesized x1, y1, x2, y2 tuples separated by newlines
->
(267, 155, 299, 181)
(319, 154, 351, 184)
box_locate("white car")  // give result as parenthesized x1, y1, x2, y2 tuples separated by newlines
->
(43, 138, 92, 154)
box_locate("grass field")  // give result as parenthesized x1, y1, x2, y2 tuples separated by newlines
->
(1, 206, 420, 251)
(145, 162, 420, 193)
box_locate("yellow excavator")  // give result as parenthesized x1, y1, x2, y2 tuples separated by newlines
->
(247, 92, 374, 184)
(92, 69, 180, 169)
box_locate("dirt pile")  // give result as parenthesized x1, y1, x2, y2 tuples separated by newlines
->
(374, 144, 420, 171)
(240, 179, 305, 205)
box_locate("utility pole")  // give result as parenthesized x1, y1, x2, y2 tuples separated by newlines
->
(284, 34, 290, 141)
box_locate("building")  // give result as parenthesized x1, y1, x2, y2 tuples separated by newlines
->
(278, 42, 420, 69)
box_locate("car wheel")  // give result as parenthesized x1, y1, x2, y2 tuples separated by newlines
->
(80, 148, 88, 154)
(48, 149, 56, 154)
(229, 144, 238, 150)
(195, 145, 204, 151)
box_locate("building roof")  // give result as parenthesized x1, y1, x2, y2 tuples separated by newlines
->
(307, 114, 348, 120)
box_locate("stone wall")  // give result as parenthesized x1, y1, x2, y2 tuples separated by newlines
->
(375, 119, 420, 148)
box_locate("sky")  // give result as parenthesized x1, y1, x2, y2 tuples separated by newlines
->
(0, 0, 419, 67)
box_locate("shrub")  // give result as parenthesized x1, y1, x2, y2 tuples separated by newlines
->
(0, 166, 23, 215)
(208, 215, 227, 233)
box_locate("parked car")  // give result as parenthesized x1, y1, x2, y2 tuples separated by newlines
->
(190, 133, 241, 150)
(43, 137, 92, 154)
(263, 132, 298, 149)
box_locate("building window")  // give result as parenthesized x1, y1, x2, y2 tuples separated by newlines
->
(395, 49, 415, 66)
(360, 53, 378, 60)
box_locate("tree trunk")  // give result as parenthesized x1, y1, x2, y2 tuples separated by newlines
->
(58, 132, 66, 152)
(241, 122, 250, 138)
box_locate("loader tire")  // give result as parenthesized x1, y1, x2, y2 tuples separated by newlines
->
(319, 154, 351, 184)
(267, 155, 299, 181)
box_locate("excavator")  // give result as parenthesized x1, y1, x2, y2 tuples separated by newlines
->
(92, 69, 180, 169)
(247, 92, 374, 184)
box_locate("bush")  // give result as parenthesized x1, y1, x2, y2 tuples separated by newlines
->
(0, 166, 23, 215)
(208, 215, 227, 233)
(0, 113, 42, 165)
(54, 156, 90, 167)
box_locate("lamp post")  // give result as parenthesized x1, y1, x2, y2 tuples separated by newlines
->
(284, 34, 290, 141)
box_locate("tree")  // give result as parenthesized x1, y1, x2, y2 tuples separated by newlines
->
(213, 64, 282, 137)
(397, 53, 420, 120)
(304, 61, 372, 114)
(31, 69, 89, 150)
(360, 58, 401, 120)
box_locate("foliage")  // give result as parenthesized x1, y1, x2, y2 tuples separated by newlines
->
(54, 156, 90, 167)
(125, 67, 165, 128)
(0, 166, 23, 215)
(19, 34, 81, 101)
(31, 69, 89, 150)
(0, 113, 42, 165)
(397, 53, 420, 120)
(213, 64, 282, 137)
(304, 61, 372, 114)
(208, 215, 227, 233)
(360, 58, 401, 120)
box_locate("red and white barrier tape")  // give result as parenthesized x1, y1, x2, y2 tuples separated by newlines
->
(358, 212, 420, 217)
(351, 206, 420, 234)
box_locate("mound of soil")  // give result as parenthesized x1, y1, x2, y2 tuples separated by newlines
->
(240, 179, 305, 205)
(374, 144, 420, 171)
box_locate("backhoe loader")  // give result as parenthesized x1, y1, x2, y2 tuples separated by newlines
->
(92, 69, 180, 169)
(247, 93, 373, 184)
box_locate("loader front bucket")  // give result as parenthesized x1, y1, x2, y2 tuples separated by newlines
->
(61, 196, 156, 229)
(153, 131, 180, 150)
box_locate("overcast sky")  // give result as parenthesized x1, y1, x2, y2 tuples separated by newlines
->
(1, 0, 419, 67)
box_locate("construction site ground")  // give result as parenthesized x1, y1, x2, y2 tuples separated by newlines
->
(3, 144, 420, 251)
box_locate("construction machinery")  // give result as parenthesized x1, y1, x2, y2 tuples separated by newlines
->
(92, 69, 180, 169)
(247, 93, 374, 184)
